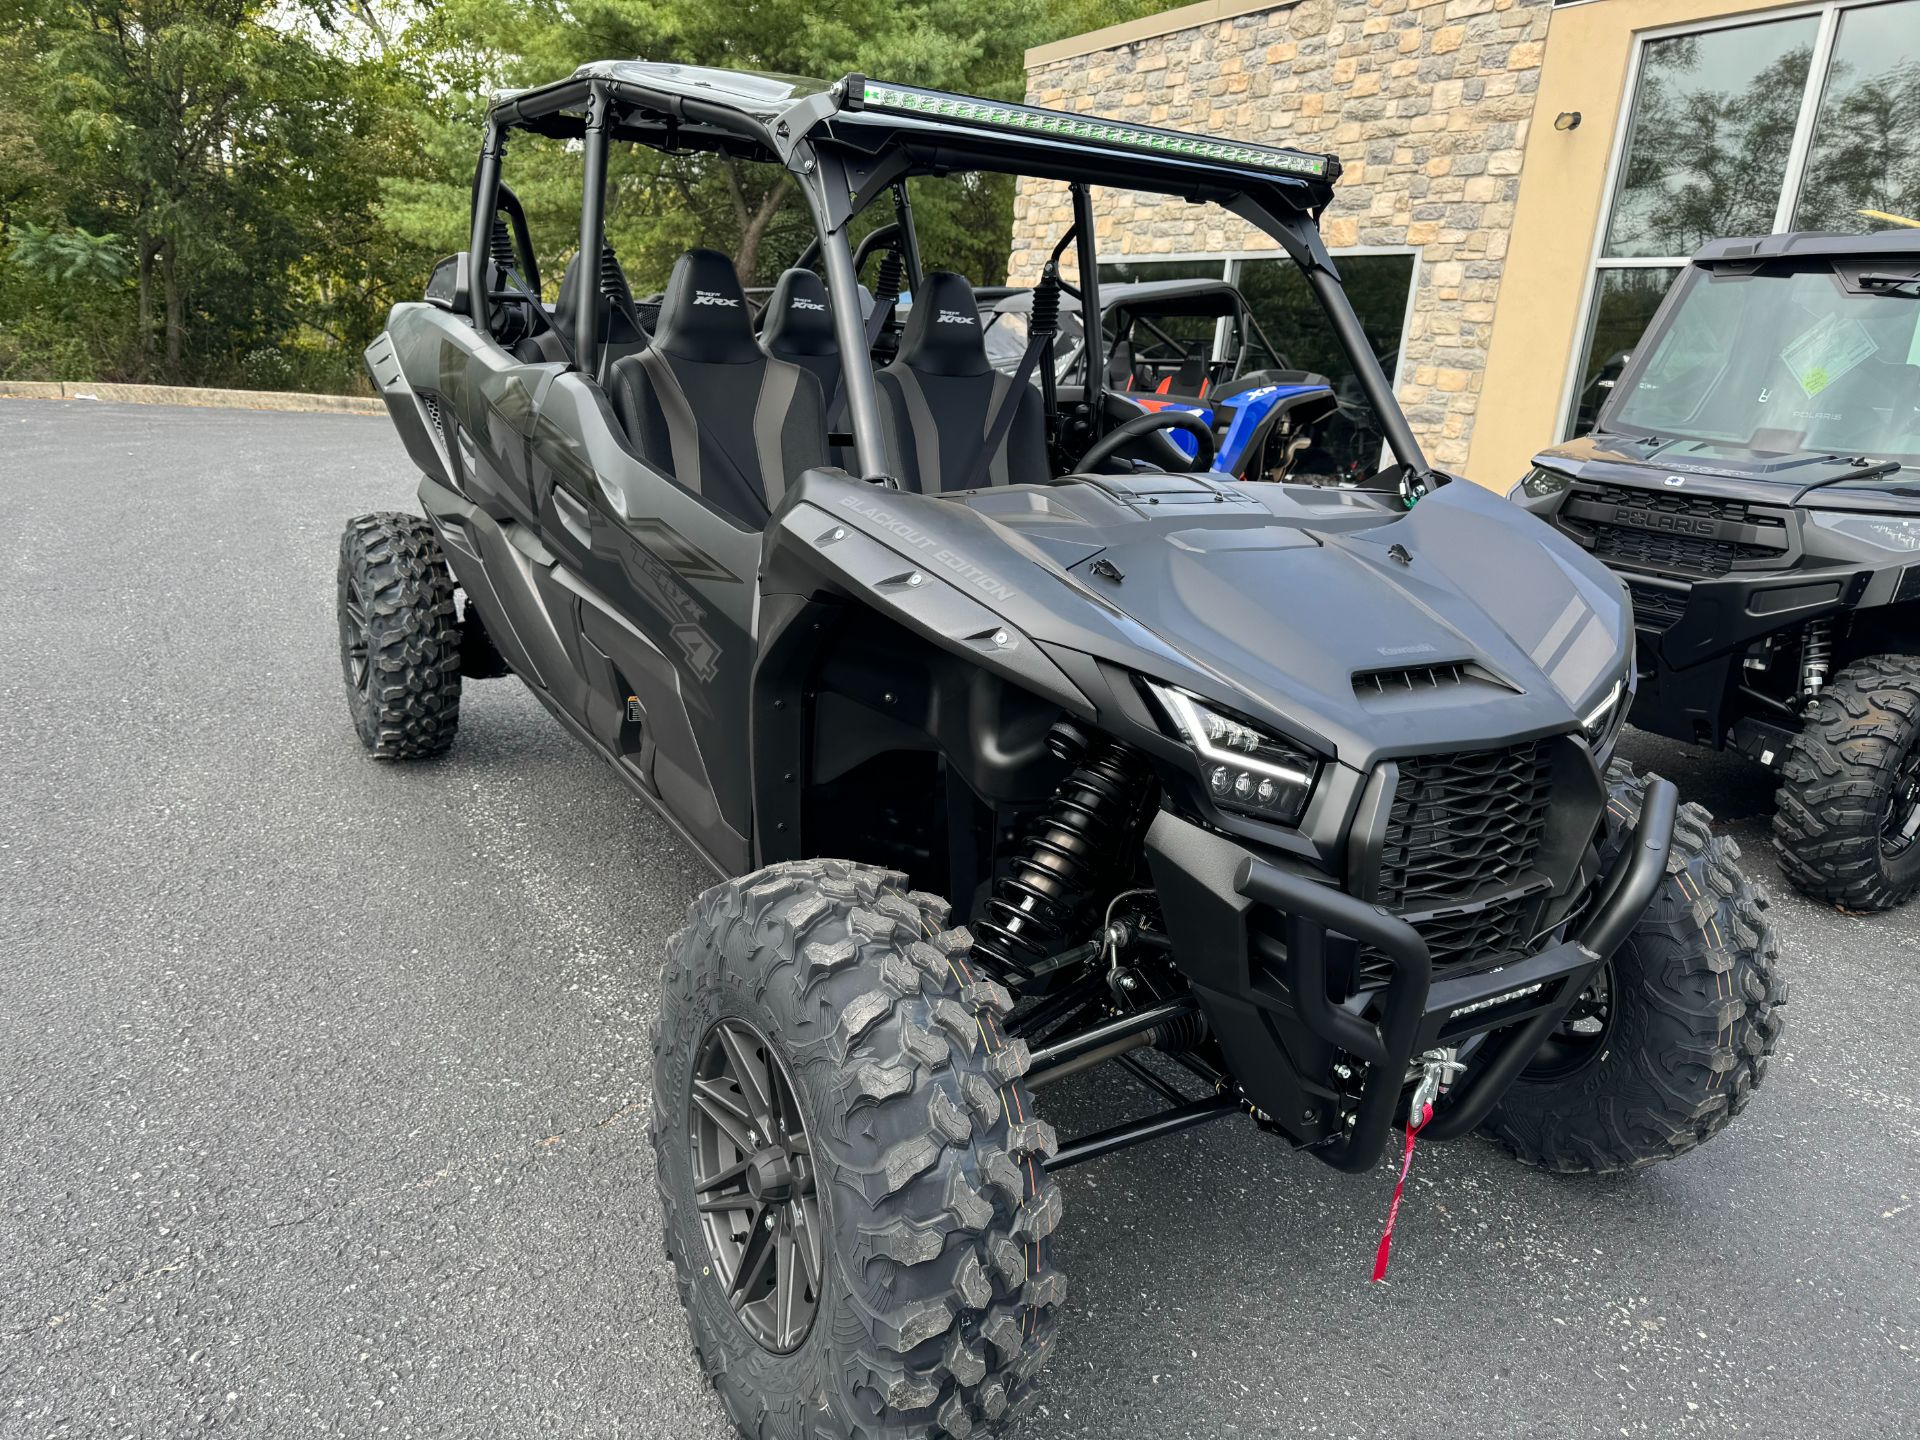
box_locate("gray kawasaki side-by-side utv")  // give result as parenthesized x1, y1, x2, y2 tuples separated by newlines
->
(341, 63, 1784, 1440)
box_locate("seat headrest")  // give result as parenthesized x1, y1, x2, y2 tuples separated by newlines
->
(554, 243, 648, 347)
(895, 271, 988, 378)
(653, 248, 759, 364)
(761, 269, 837, 358)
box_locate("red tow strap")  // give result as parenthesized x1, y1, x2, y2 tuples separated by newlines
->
(1370, 1101, 1432, 1283)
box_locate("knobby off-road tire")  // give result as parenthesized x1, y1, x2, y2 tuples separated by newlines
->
(652, 860, 1063, 1440)
(336, 512, 462, 759)
(1774, 654, 1920, 911)
(1480, 763, 1786, 1174)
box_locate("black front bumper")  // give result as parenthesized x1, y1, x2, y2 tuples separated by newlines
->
(1625, 564, 1869, 750)
(1145, 777, 1677, 1171)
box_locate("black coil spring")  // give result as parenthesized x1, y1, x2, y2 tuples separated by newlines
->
(972, 731, 1158, 981)
(489, 218, 517, 273)
(874, 248, 905, 304)
(1031, 269, 1060, 339)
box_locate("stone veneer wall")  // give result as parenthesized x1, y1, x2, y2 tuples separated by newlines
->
(1011, 0, 1557, 471)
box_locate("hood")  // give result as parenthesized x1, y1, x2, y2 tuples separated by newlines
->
(785, 470, 1628, 772)
(777, 470, 1631, 774)
(1536, 433, 1920, 510)
(1050, 478, 1629, 764)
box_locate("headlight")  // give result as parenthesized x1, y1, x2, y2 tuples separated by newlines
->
(1146, 682, 1320, 824)
(1582, 679, 1624, 740)
(1511, 466, 1574, 501)
(1580, 639, 1635, 758)
(1806, 510, 1920, 552)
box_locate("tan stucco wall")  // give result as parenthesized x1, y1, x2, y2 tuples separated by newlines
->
(1466, 0, 1806, 486)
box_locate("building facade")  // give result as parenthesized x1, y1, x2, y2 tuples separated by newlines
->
(1010, 0, 1920, 484)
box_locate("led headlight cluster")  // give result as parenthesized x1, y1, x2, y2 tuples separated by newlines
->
(1582, 679, 1624, 741)
(1580, 639, 1635, 760)
(1513, 466, 1573, 500)
(851, 79, 1332, 179)
(1148, 682, 1319, 824)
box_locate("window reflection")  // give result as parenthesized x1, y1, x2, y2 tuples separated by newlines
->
(1793, 0, 1920, 233)
(1566, 267, 1681, 439)
(1603, 19, 1817, 259)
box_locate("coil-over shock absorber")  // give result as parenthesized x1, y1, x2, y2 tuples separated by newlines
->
(972, 724, 1160, 982)
(1800, 617, 1835, 697)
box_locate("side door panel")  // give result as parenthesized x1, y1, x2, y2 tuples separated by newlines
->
(528, 375, 761, 874)
(391, 305, 594, 710)
(403, 303, 559, 526)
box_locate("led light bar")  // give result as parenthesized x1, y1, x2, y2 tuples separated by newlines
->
(847, 78, 1331, 180)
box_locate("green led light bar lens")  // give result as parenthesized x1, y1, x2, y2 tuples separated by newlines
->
(858, 81, 1329, 179)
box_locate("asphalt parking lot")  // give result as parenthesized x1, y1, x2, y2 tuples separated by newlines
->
(3, 399, 1915, 1439)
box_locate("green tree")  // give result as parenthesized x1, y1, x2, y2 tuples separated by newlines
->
(1, 0, 436, 385)
(0, 0, 1159, 388)
(382, 0, 1159, 295)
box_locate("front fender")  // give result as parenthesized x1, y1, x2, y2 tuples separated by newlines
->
(761, 476, 1096, 718)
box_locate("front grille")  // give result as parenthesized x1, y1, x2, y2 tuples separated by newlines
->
(1366, 740, 1554, 973)
(1359, 892, 1536, 990)
(1561, 482, 1788, 580)
(1378, 742, 1554, 909)
(1576, 482, 1755, 522)
(1588, 526, 1772, 578)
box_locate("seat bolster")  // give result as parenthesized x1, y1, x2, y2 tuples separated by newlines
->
(873, 368, 923, 492)
(609, 352, 673, 474)
(754, 358, 830, 510)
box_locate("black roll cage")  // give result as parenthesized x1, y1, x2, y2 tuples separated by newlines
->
(465, 63, 1433, 484)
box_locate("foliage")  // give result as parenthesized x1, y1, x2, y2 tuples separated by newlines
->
(6, 223, 128, 284)
(0, 0, 1157, 391)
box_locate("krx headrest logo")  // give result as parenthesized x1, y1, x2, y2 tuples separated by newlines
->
(936, 308, 973, 326)
(692, 290, 739, 308)
(791, 297, 826, 312)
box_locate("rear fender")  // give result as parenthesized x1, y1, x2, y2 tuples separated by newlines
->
(364, 331, 454, 488)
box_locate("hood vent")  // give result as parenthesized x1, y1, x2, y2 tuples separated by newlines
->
(1353, 661, 1518, 701)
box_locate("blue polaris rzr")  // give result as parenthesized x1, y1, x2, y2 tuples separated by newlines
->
(979, 276, 1341, 482)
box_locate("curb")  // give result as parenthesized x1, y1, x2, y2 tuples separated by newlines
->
(0, 379, 385, 415)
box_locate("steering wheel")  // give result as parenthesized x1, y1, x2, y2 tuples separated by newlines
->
(1075, 408, 1217, 474)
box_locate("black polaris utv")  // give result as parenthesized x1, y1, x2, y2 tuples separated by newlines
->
(1518, 230, 1920, 911)
(342, 63, 1784, 1440)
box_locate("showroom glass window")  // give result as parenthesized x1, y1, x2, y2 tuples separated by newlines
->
(1565, 0, 1920, 439)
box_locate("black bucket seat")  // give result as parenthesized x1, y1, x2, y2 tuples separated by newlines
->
(551, 242, 650, 376)
(608, 249, 828, 527)
(876, 271, 1049, 494)
(760, 268, 844, 418)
